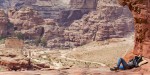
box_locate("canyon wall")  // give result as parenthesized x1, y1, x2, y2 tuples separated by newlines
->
(59, 0, 98, 25)
(118, 0, 150, 58)
(9, 7, 44, 30)
(0, 10, 8, 37)
(62, 0, 134, 48)
(0, 0, 98, 25)
(0, 10, 12, 38)
(0, 0, 136, 49)
(70, 0, 98, 9)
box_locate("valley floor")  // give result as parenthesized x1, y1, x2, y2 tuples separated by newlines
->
(2, 34, 150, 74)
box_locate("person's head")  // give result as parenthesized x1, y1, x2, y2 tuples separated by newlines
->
(138, 54, 143, 57)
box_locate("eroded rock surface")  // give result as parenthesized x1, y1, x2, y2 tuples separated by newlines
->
(9, 7, 44, 30)
(0, 10, 11, 37)
(118, 0, 150, 58)
(0, 0, 140, 49)
(62, 0, 134, 47)
(70, 0, 98, 9)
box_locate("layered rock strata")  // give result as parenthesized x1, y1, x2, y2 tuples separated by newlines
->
(119, 0, 150, 58)
(9, 7, 44, 30)
(1, 0, 135, 49)
(70, 0, 98, 9)
(62, 0, 134, 47)
(0, 10, 11, 37)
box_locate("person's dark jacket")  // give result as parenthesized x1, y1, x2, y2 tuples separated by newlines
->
(127, 56, 143, 69)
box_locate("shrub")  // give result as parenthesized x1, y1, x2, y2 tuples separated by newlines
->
(16, 32, 24, 40)
(41, 38, 47, 47)
(34, 38, 41, 46)
(0, 36, 5, 44)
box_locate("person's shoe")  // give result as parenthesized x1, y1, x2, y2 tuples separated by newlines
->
(110, 67, 119, 71)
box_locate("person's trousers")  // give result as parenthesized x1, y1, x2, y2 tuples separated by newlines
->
(117, 58, 129, 70)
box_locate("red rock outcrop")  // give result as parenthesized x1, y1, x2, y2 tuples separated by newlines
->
(0, 50, 50, 71)
(119, 0, 150, 58)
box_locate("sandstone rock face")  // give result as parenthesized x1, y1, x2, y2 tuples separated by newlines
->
(1, 0, 135, 49)
(59, 0, 99, 25)
(70, 0, 98, 9)
(0, 10, 9, 37)
(62, 0, 134, 47)
(9, 7, 44, 30)
(1, 0, 98, 26)
(59, 0, 98, 25)
(0, 49, 50, 71)
(42, 25, 64, 48)
(0, 0, 68, 19)
(16, 0, 134, 49)
(119, 0, 150, 58)
(59, 9, 90, 26)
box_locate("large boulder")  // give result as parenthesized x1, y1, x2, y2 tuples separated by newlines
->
(119, 0, 150, 58)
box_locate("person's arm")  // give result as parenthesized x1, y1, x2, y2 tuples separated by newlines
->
(137, 56, 142, 64)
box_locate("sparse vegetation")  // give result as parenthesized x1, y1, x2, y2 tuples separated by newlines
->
(34, 38, 47, 47)
(0, 39, 5, 44)
(34, 38, 41, 46)
(0, 36, 6, 44)
(15, 32, 24, 40)
(41, 38, 47, 47)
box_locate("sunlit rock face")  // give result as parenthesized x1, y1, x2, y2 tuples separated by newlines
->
(62, 0, 134, 48)
(9, 7, 44, 30)
(70, 0, 98, 9)
(0, 0, 136, 49)
(0, 0, 71, 19)
(0, 0, 98, 25)
(119, 0, 150, 58)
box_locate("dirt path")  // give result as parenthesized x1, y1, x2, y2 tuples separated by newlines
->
(66, 34, 134, 66)
(60, 51, 107, 66)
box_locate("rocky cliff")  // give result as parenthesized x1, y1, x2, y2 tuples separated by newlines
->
(0, 0, 135, 49)
(118, 0, 150, 58)
(0, 10, 8, 37)
(70, 0, 98, 9)
(62, 0, 134, 47)
(59, 0, 98, 25)
(9, 7, 44, 30)
(0, 9, 13, 38)
(0, 0, 98, 26)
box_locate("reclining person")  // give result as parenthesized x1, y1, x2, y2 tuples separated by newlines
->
(110, 55, 148, 71)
